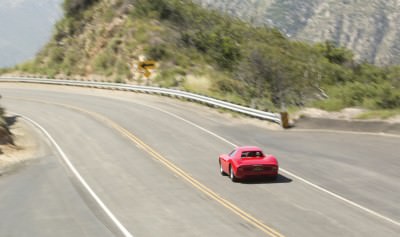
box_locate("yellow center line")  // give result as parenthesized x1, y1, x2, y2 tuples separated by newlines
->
(12, 97, 285, 237)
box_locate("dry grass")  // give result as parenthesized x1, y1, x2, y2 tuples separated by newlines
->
(355, 110, 400, 120)
(183, 75, 212, 94)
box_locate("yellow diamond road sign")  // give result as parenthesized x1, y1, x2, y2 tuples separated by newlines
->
(138, 60, 156, 70)
(138, 60, 156, 78)
(143, 70, 151, 78)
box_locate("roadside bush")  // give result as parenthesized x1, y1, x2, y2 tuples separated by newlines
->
(49, 46, 65, 64)
(0, 68, 10, 75)
(340, 82, 376, 107)
(154, 67, 182, 87)
(93, 51, 115, 73)
(146, 44, 170, 60)
(64, 0, 99, 16)
(313, 98, 346, 111)
(375, 85, 400, 109)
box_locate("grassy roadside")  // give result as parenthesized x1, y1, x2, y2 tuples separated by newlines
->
(355, 109, 400, 120)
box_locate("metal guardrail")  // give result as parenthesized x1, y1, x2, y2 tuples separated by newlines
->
(0, 76, 282, 124)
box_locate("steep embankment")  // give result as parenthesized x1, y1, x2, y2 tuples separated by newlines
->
(196, 0, 400, 66)
(10, 0, 400, 113)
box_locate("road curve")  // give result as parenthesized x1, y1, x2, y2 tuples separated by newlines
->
(0, 83, 399, 237)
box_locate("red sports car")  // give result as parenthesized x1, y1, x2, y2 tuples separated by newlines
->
(219, 146, 279, 182)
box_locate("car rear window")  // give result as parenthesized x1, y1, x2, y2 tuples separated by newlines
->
(241, 151, 263, 158)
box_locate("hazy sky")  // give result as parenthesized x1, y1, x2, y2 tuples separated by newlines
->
(0, 0, 63, 68)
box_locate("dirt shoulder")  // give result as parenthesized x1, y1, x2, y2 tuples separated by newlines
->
(0, 117, 39, 175)
(293, 108, 400, 135)
(294, 108, 400, 122)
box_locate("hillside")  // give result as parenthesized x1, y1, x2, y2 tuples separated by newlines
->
(9, 0, 400, 113)
(196, 0, 400, 66)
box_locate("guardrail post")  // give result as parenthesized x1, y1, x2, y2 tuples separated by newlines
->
(280, 112, 290, 128)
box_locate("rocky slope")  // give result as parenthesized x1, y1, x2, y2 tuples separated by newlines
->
(196, 0, 400, 65)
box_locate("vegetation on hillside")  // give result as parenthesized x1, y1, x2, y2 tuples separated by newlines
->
(9, 0, 400, 112)
(0, 103, 12, 145)
(196, 0, 400, 66)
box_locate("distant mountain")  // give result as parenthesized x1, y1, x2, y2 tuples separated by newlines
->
(195, 0, 400, 65)
(0, 0, 63, 68)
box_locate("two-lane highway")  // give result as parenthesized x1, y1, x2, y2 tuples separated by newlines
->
(1, 83, 399, 236)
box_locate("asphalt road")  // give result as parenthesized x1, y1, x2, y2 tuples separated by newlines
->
(0, 83, 399, 237)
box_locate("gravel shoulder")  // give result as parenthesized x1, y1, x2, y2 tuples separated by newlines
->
(295, 108, 400, 123)
(293, 108, 400, 135)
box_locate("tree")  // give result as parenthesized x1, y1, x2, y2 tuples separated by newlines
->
(63, 0, 99, 16)
(317, 41, 354, 66)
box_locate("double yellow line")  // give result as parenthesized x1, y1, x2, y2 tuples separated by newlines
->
(14, 97, 284, 237)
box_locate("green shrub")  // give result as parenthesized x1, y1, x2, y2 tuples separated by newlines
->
(93, 51, 115, 72)
(115, 60, 130, 77)
(64, 0, 99, 16)
(49, 46, 65, 64)
(114, 76, 124, 83)
(154, 68, 181, 87)
(356, 110, 400, 119)
(313, 98, 346, 111)
(0, 68, 10, 74)
(146, 44, 170, 60)
(375, 84, 400, 109)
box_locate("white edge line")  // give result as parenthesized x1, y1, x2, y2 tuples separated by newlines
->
(14, 113, 134, 237)
(142, 105, 400, 228)
(278, 168, 400, 227)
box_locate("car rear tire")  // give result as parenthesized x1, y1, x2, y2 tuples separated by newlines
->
(219, 161, 226, 176)
(230, 166, 237, 182)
